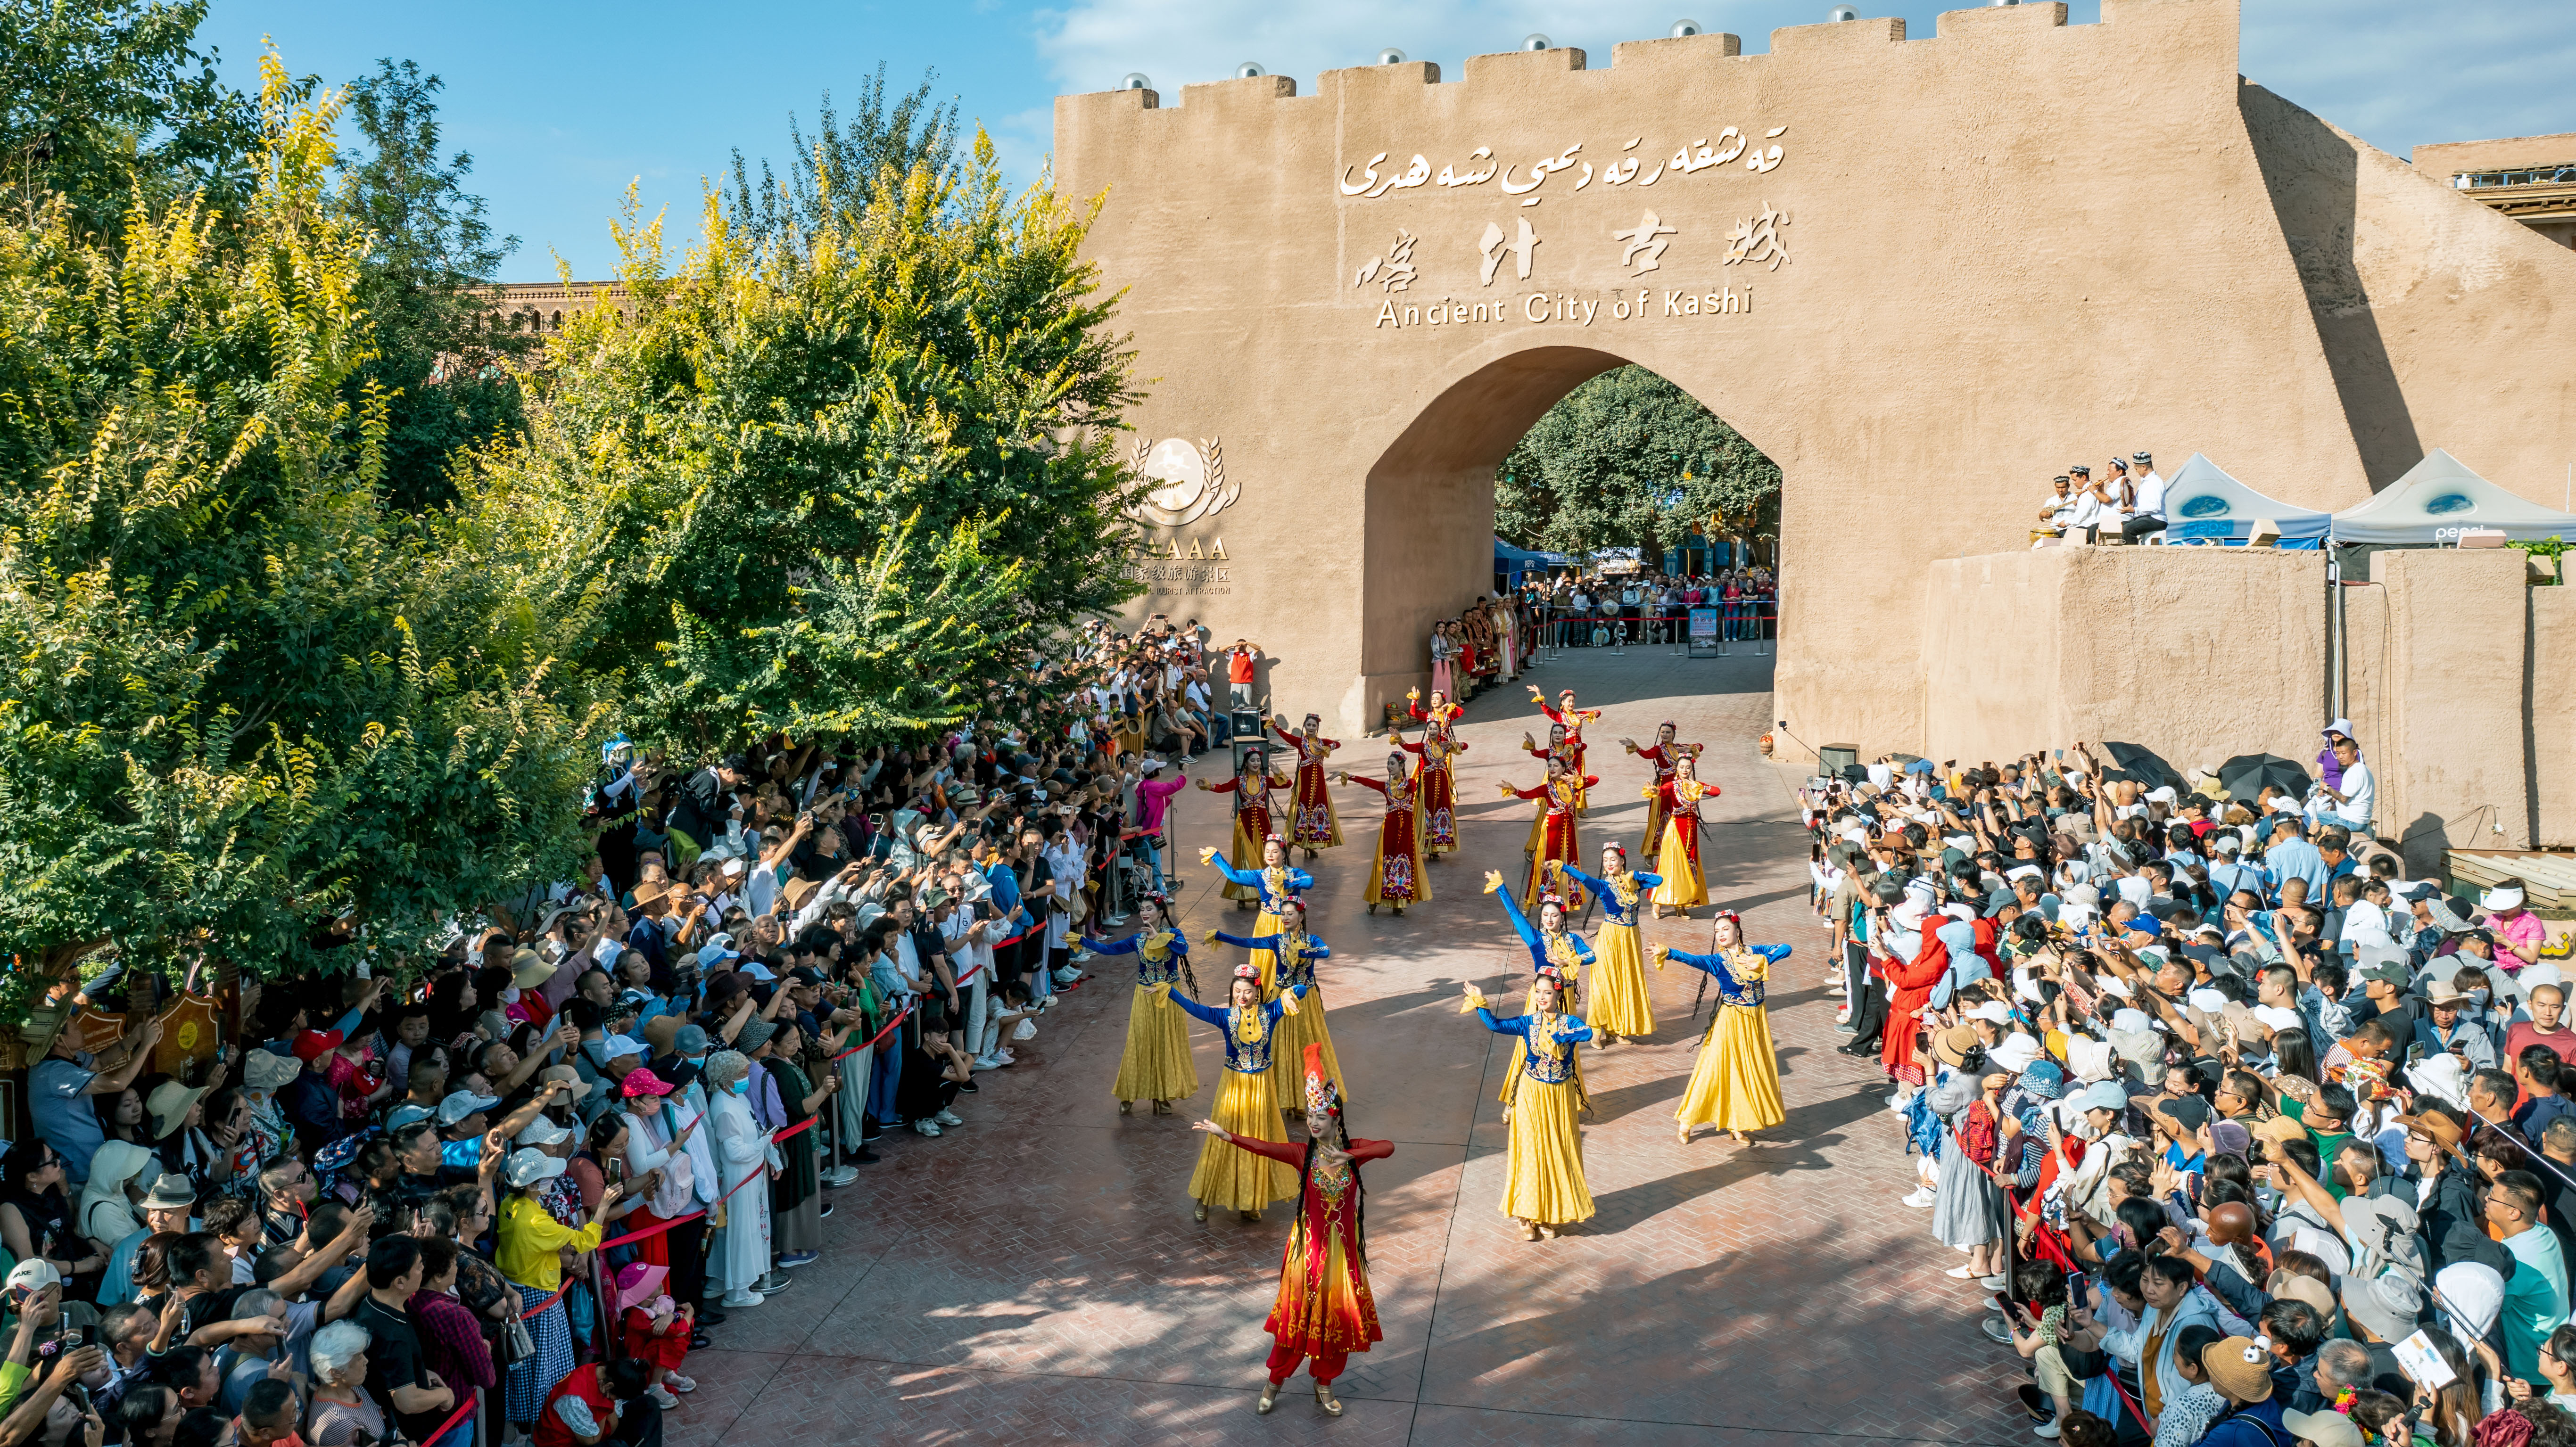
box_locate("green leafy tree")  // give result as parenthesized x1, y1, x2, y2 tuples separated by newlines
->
(0, 56, 594, 989)
(0, 0, 261, 236)
(337, 58, 528, 511)
(460, 127, 1143, 753)
(725, 65, 962, 248)
(1498, 365, 1778, 562)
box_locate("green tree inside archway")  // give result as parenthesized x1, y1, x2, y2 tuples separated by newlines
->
(1496, 365, 1779, 567)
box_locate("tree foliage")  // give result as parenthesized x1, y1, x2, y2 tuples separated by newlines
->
(460, 126, 1143, 752)
(0, 0, 262, 237)
(337, 58, 528, 511)
(725, 65, 962, 248)
(1497, 365, 1779, 561)
(0, 57, 595, 981)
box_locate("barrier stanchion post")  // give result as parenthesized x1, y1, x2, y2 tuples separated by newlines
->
(1758, 601, 1775, 657)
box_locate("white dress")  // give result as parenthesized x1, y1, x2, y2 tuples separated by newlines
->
(709, 1083, 780, 1292)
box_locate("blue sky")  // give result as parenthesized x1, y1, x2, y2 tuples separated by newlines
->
(201, 0, 2576, 282)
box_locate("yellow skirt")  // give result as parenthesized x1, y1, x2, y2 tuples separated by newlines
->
(1112, 985, 1200, 1104)
(1190, 1069, 1296, 1210)
(1501, 1072, 1594, 1225)
(1676, 1005, 1786, 1133)
(1222, 819, 1267, 903)
(1269, 986, 1345, 1109)
(1651, 820, 1708, 908)
(1247, 904, 1282, 991)
(1587, 924, 1655, 1039)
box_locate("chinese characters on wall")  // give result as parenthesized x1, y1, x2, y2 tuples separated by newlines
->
(1358, 205, 1790, 329)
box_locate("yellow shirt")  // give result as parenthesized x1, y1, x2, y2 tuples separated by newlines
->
(498, 1193, 603, 1290)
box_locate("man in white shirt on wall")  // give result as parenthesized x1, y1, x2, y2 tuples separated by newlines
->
(2315, 735, 2375, 833)
(2066, 465, 2101, 543)
(2122, 451, 2169, 543)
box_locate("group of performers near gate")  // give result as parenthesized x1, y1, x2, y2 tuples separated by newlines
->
(1103, 682, 1794, 1415)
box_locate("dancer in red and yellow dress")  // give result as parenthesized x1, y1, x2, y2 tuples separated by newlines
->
(1655, 912, 1792, 1146)
(1191, 1044, 1388, 1418)
(1458, 967, 1595, 1240)
(1268, 713, 1344, 859)
(1644, 751, 1717, 917)
(1401, 690, 1467, 857)
(1335, 753, 1430, 915)
(1529, 685, 1602, 814)
(1172, 965, 1310, 1221)
(1500, 757, 1595, 911)
(1197, 748, 1293, 910)
(1622, 723, 1703, 856)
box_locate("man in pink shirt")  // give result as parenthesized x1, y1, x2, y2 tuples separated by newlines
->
(1131, 756, 1190, 893)
(2509, 980, 2576, 1108)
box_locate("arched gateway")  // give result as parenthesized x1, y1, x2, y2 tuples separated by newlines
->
(1056, 0, 2576, 747)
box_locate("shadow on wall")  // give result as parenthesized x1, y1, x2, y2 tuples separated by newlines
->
(2242, 85, 2423, 492)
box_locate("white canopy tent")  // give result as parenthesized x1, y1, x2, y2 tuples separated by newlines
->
(2159, 452, 2332, 545)
(2330, 449, 2576, 545)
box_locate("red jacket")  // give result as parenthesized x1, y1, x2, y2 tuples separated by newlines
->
(533, 1365, 615, 1447)
(1879, 928, 1950, 1074)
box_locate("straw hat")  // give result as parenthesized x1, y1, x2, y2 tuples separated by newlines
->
(146, 1080, 207, 1141)
(242, 1051, 303, 1092)
(1931, 1022, 1979, 1069)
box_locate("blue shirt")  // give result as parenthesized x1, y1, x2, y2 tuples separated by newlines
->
(983, 860, 1029, 928)
(2264, 839, 2327, 904)
(29, 1055, 104, 1187)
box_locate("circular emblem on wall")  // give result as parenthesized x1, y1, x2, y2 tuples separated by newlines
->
(1129, 437, 1237, 526)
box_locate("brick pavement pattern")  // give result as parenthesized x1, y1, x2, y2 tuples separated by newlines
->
(659, 647, 2027, 1445)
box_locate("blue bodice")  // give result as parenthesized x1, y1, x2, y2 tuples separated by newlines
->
(1174, 987, 1303, 1073)
(1093, 928, 1189, 986)
(1558, 865, 1663, 928)
(1475, 1007, 1593, 1083)
(1667, 944, 1792, 1009)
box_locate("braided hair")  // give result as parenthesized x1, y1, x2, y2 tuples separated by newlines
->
(1139, 894, 1199, 1001)
(1298, 1104, 1370, 1268)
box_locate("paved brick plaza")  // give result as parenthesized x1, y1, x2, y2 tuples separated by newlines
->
(662, 646, 2025, 1445)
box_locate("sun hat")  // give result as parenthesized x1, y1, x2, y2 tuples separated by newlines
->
(537, 1064, 595, 1101)
(2340, 1269, 2423, 1343)
(2279, 1408, 2364, 1447)
(2197, 1335, 2273, 1402)
(2021, 1059, 2066, 1099)
(2268, 1274, 2336, 1319)
(242, 1051, 303, 1092)
(514, 1114, 572, 1147)
(145, 1080, 208, 1141)
(502, 1148, 568, 1189)
(511, 948, 556, 990)
(436, 1090, 502, 1127)
(702, 1050, 751, 1089)
(619, 1068, 675, 1099)
(1989, 1034, 2042, 1073)
(140, 1173, 197, 1211)
(1931, 1022, 1979, 1069)
(2073, 1081, 2129, 1116)
(2209, 1119, 2253, 1160)
(642, 1016, 683, 1057)
(614, 1261, 670, 1314)
(2251, 1004, 2302, 1034)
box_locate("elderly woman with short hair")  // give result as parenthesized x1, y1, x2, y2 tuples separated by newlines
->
(305, 1319, 385, 1447)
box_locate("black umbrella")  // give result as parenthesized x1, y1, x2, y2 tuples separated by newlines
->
(2218, 752, 2312, 802)
(2099, 741, 2183, 791)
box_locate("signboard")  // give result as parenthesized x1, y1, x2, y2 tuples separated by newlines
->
(1687, 606, 1721, 658)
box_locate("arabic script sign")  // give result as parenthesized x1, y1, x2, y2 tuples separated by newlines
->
(1338, 127, 1787, 206)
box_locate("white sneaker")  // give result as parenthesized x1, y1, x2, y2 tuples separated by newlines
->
(1901, 1188, 1936, 1209)
(648, 1387, 680, 1409)
(2034, 1422, 2061, 1439)
(1056, 967, 1084, 984)
(994, 1049, 1017, 1064)
(972, 1054, 1004, 1070)
(665, 1375, 696, 1394)
(722, 1289, 764, 1307)
(934, 1109, 963, 1127)
(1978, 1275, 2010, 1291)
(913, 1119, 942, 1136)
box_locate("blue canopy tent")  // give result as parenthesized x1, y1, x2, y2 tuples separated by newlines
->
(2329, 449, 2576, 544)
(2159, 452, 2331, 547)
(1494, 538, 1569, 584)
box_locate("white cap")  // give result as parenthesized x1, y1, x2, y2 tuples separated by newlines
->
(502, 1148, 569, 1188)
(2110, 1007, 2153, 1034)
(2482, 885, 2526, 912)
(1965, 1001, 2013, 1023)
(1990, 1034, 2043, 1072)
(2187, 987, 2229, 1013)
(2324, 718, 2353, 739)
(515, 1114, 573, 1147)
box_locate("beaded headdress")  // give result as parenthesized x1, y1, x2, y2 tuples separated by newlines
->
(1302, 1043, 1339, 1119)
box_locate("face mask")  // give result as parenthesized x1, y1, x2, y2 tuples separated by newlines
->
(502, 986, 522, 1004)
(2470, 989, 2493, 1008)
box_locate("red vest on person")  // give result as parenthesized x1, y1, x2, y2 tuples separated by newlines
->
(532, 1365, 615, 1447)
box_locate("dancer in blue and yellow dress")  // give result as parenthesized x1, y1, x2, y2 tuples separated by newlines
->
(1485, 871, 1594, 1106)
(1172, 964, 1311, 1221)
(1092, 893, 1199, 1116)
(1459, 968, 1595, 1240)
(1208, 903, 1345, 1114)
(1553, 844, 1663, 1044)
(1655, 910, 1792, 1146)
(1200, 839, 1312, 990)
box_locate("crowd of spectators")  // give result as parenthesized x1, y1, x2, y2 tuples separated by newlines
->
(0, 614, 1255, 1447)
(1805, 727, 2576, 1445)
(1516, 569, 1777, 648)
